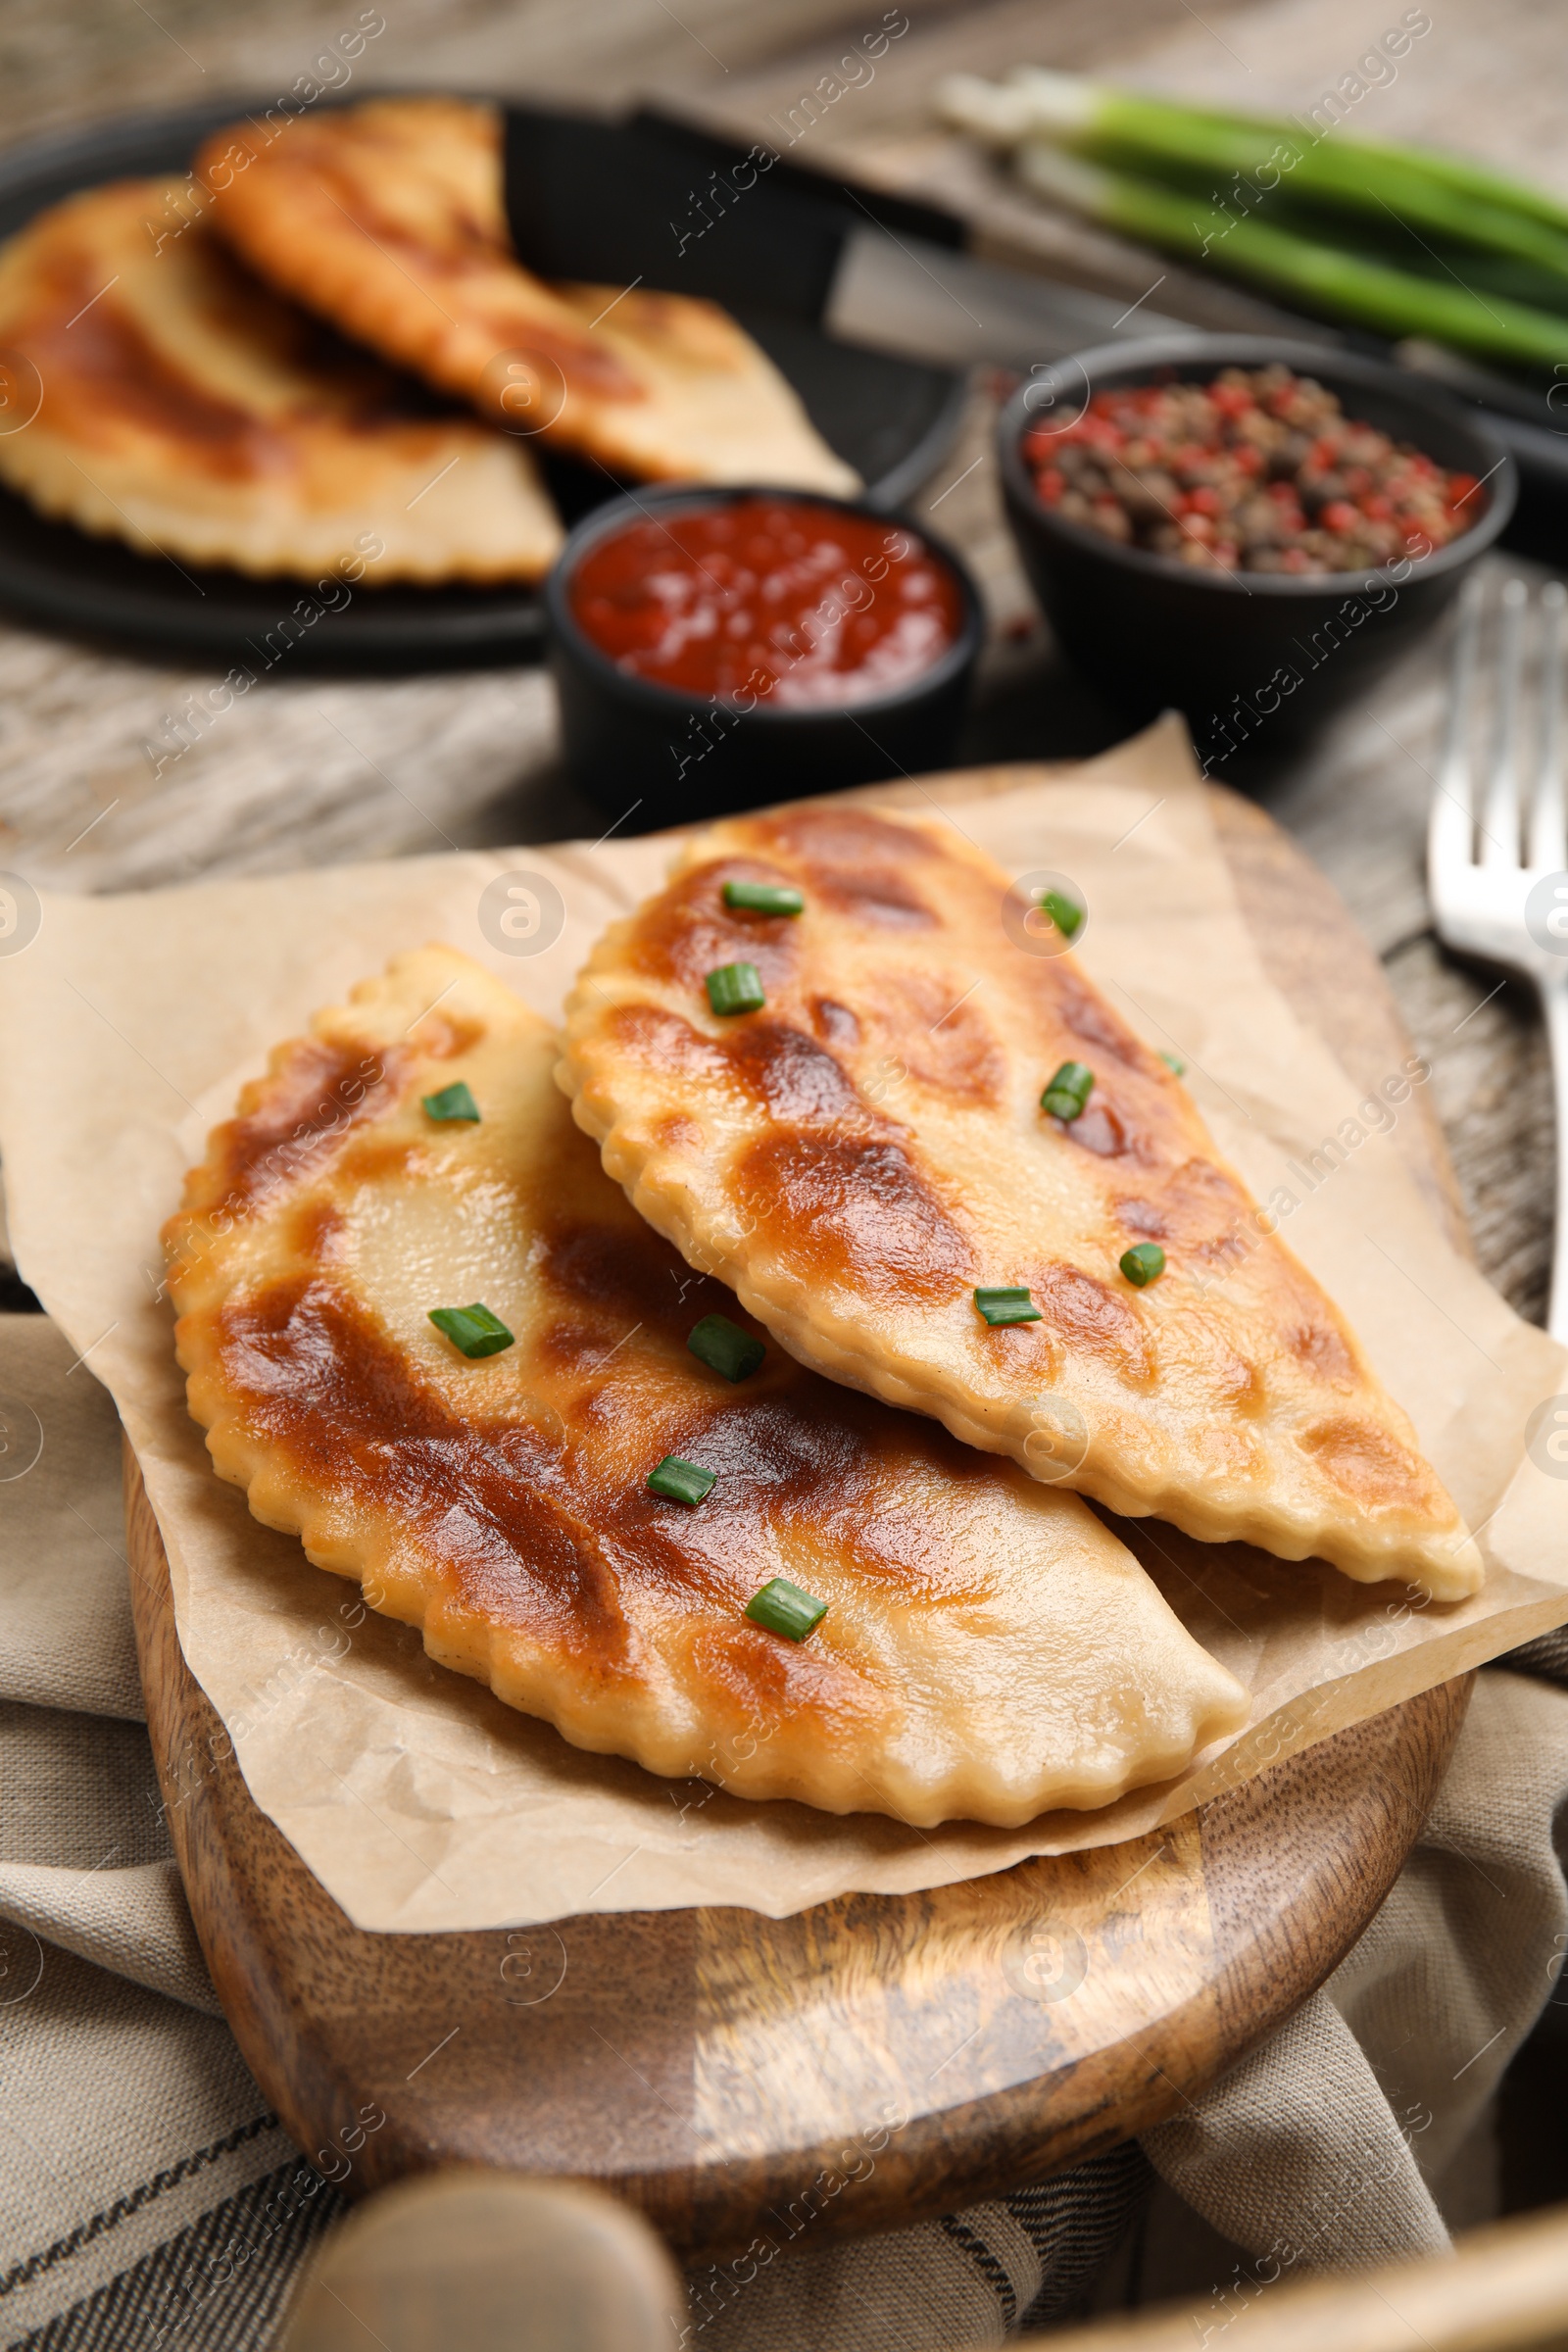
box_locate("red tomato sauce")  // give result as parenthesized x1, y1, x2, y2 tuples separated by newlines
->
(568, 496, 964, 708)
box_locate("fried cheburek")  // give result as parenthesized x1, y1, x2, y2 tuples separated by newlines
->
(560, 806, 1484, 1602)
(163, 946, 1248, 1828)
(194, 98, 860, 493)
(0, 178, 563, 581)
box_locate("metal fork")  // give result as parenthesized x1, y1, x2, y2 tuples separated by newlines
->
(1429, 572, 1568, 1340)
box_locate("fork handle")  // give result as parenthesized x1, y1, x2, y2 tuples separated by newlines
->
(1543, 980, 1568, 1346)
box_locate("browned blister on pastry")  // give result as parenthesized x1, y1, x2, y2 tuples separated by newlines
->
(0, 177, 563, 580)
(163, 946, 1247, 1828)
(560, 807, 1483, 1601)
(194, 99, 859, 493)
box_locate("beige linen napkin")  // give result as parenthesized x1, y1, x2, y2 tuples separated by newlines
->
(0, 1314, 340, 2349)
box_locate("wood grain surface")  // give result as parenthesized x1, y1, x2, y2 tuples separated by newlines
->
(125, 779, 1474, 2258)
(274, 2176, 685, 2352)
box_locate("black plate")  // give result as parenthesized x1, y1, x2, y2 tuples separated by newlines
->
(0, 99, 967, 672)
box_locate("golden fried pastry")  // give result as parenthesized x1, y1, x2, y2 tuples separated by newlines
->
(0, 178, 563, 581)
(163, 946, 1247, 1828)
(195, 99, 860, 493)
(560, 805, 1484, 1601)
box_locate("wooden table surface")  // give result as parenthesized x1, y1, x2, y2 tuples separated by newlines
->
(0, 0, 1557, 1329)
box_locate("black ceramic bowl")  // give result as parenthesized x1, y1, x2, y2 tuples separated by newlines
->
(545, 484, 983, 825)
(998, 334, 1516, 752)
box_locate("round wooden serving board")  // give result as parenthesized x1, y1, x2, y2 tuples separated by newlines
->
(126, 779, 1474, 2259)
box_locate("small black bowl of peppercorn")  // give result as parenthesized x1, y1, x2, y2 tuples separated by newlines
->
(998, 334, 1515, 756)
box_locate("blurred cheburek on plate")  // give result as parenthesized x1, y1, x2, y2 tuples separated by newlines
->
(0, 178, 564, 582)
(193, 97, 862, 493)
(161, 947, 1249, 1830)
(0, 96, 863, 593)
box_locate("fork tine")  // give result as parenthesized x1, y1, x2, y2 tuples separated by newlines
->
(1530, 580, 1568, 873)
(1482, 577, 1529, 867)
(1430, 570, 1484, 883)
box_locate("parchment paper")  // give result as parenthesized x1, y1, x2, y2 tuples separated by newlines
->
(2, 716, 1565, 1933)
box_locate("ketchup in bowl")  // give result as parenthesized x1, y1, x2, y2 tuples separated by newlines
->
(567, 495, 965, 709)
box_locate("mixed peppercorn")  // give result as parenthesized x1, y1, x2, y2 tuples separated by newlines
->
(1023, 364, 1481, 575)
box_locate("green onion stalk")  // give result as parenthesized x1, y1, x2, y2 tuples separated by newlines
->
(939, 70, 1568, 286)
(967, 130, 1568, 372)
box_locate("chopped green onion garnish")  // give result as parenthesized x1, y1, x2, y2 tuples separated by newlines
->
(1036, 888, 1083, 938)
(1120, 1243, 1166, 1288)
(422, 1081, 479, 1122)
(648, 1455, 716, 1505)
(687, 1312, 765, 1383)
(706, 961, 766, 1017)
(428, 1302, 514, 1357)
(974, 1285, 1043, 1327)
(746, 1576, 828, 1641)
(1159, 1052, 1186, 1077)
(1042, 1060, 1095, 1121)
(723, 880, 804, 917)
